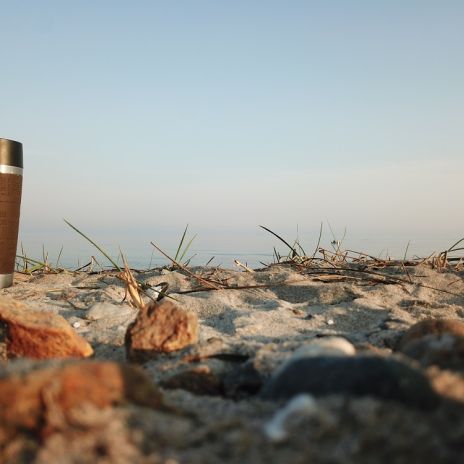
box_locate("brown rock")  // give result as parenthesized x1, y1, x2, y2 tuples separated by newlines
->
(397, 318, 464, 350)
(161, 363, 223, 395)
(0, 296, 93, 359)
(0, 361, 164, 435)
(126, 300, 198, 362)
(427, 366, 464, 403)
(399, 334, 464, 372)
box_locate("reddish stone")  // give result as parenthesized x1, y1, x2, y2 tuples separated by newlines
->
(0, 296, 93, 359)
(126, 300, 198, 362)
(397, 318, 464, 350)
(399, 334, 464, 372)
(0, 361, 164, 434)
(427, 366, 464, 403)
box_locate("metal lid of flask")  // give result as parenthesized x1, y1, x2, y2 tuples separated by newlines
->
(0, 138, 23, 168)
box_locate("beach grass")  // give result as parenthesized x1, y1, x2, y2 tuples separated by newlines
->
(14, 221, 464, 301)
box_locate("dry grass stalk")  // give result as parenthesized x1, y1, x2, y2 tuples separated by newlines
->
(118, 256, 145, 310)
(234, 260, 255, 273)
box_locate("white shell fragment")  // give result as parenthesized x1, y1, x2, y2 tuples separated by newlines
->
(293, 337, 356, 358)
(264, 394, 318, 443)
(144, 282, 169, 301)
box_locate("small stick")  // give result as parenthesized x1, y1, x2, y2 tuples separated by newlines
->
(234, 260, 255, 273)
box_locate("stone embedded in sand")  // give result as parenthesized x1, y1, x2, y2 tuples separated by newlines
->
(427, 366, 464, 403)
(0, 296, 93, 359)
(161, 363, 224, 395)
(125, 299, 198, 362)
(397, 318, 464, 350)
(261, 356, 440, 409)
(398, 334, 464, 372)
(0, 360, 164, 435)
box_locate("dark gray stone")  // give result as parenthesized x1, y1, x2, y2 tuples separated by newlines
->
(261, 356, 439, 409)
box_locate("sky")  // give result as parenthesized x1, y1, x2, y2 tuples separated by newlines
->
(1, 1, 463, 265)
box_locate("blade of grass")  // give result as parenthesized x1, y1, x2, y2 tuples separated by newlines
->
(174, 224, 189, 262)
(15, 255, 59, 274)
(151, 241, 222, 289)
(311, 222, 323, 259)
(260, 225, 299, 258)
(402, 241, 411, 261)
(55, 245, 64, 268)
(178, 234, 197, 264)
(63, 219, 122, 272)
(447, 236, 464, 253)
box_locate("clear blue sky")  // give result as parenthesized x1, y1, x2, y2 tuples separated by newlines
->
(1, 1, 463, 261)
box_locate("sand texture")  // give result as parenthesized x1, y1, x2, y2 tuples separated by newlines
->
(1, 262, 464, 463)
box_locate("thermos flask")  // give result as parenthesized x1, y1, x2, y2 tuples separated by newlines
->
(0, 138, 23, 288)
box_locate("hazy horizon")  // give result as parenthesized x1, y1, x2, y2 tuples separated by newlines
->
(2, 1, 463, 266)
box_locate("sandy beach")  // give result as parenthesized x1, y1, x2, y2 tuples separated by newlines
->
(1, 256, 463, 463)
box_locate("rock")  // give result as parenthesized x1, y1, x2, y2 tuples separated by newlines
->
(0, 297, 93, 359)
(271, 337, 356, 381)
(397, 318, 464, 350)
(85, 302, 133, 321)
(221, 342, 330, 399)
(125, 299, 198, 362)
(399, 334, 464, 372)
(223, 360, 263, 398)
(161, 362, 224, 395)
(427, 366, 464, 403)
(261, 356, 439, 409)
(0, 360, 164, 436)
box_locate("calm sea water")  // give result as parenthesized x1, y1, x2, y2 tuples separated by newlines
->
(16, 228, 463, 271)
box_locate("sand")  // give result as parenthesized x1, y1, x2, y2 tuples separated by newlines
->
(1, 261, 464, 463)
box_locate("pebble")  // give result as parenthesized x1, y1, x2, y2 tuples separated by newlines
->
(272, 337, 356, 379)
(261, 355, 439, 409)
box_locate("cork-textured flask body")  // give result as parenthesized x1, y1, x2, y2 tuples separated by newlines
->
(0, 138, 23, 288)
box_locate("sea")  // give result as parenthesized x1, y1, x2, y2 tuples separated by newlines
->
(16, 227, 464, 271)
